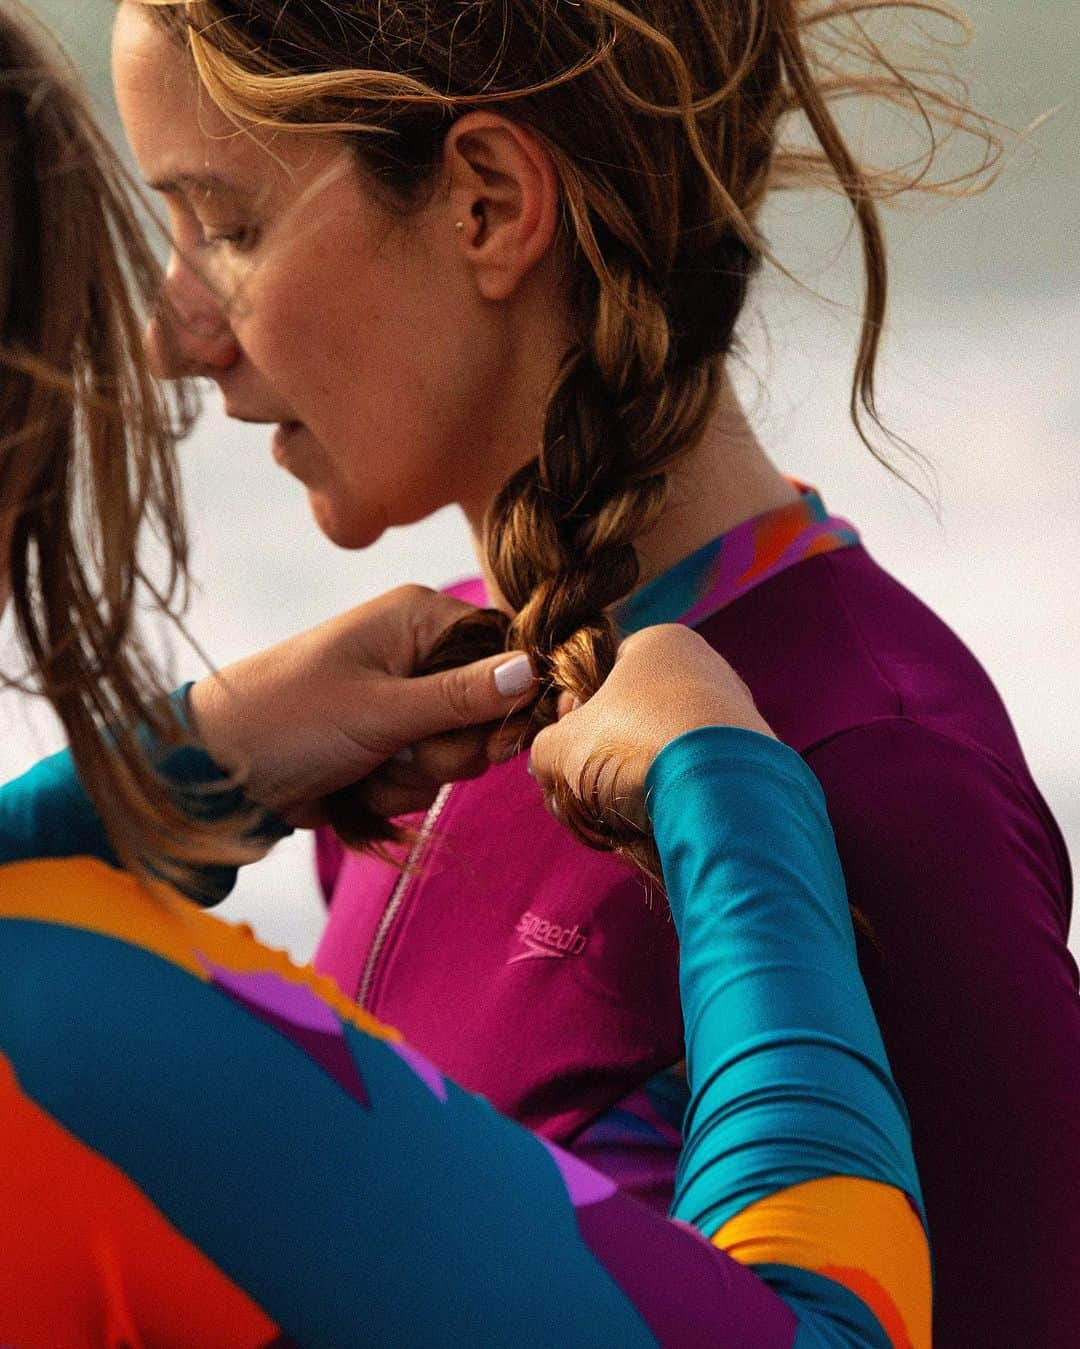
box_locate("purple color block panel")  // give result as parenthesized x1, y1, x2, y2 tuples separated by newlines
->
(199, 957, 369, 1107)
(576, 1194, 797, 1349)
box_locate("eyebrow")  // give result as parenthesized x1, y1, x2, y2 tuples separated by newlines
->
(147, 171, 254, 201)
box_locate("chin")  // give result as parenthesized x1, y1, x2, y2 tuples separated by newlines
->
(308, 491, 388, 551)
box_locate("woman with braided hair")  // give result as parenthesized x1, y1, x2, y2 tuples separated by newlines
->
(105, 2, 1077, 1345)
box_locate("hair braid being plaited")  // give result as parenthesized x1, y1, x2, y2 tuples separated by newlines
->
(496, 254, 734, 710)
(491, 248, 739, 874)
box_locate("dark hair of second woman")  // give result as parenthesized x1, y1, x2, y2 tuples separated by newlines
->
(0, 2, 258, 886)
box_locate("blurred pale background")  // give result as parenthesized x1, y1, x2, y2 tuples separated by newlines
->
(4, 0, 1078, 962)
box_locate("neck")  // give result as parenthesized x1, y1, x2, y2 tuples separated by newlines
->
(466, 370, 797, 611)
(632, 374, 797, 587)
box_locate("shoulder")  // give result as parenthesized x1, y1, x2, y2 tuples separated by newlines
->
(697, 546, 1031, 769)
(1, 857, 372, 1036)
(1, 856, 394, 1179)
(807, 715, 1060, 843)
(0, 749, 117, 868)
(805, 717, 1073, 948)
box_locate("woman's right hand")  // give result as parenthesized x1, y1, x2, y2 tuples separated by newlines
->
(187, 586, 536, 826)
(528, 624, 775, 834)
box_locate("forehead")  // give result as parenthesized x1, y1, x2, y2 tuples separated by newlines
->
(112, 4, 213, 151)
(111, 3, 339, 201)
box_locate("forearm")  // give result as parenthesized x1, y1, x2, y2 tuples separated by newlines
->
(648, 727, 930, 1346)
(0, 686, 288, 899)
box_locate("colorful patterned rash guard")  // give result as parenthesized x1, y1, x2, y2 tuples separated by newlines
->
(0, 728, 929, 1347)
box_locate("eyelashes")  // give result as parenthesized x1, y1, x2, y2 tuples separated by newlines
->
(199, 224, 262, 255)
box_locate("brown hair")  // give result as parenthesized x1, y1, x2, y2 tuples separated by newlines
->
(137, 0, 1000, 870)
(0, 2, 258, 888)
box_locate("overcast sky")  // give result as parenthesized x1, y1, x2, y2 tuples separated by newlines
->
(5, 0, 1078, 961)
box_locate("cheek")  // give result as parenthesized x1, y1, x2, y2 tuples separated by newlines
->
(234, 273, 326, 391)
(248, 279, 442, 451)
(236, 263, 379, 413)
(231, 235, 476, 511)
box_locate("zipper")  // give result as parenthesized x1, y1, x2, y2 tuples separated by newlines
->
(356, 781, 455, 1010)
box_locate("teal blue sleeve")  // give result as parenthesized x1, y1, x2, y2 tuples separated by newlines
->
(0, 745, 121, 869)
(0, 685, 289, 901)
(646, 726, 924, 1234)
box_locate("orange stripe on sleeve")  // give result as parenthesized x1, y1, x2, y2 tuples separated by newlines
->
(710, 1175, 931, 1349)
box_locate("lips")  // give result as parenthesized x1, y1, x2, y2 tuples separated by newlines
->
(271, 420, 304, 464)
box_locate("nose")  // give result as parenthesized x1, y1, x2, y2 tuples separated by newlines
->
(145, 251, 240, 380)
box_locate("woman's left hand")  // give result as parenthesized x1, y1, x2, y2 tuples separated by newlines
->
(187, 585, 535, 825)
(529, 624, 774, 835)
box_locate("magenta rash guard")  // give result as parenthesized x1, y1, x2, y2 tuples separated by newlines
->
(315, 491, 1078, 1349)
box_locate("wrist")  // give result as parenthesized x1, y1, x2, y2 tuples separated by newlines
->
(187, 674, 248, 780)
(167, 682, 293, 845)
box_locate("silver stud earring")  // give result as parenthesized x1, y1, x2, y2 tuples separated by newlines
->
(454, 220, 465, 232)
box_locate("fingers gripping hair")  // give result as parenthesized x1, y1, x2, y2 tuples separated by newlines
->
(491, 281, 726, 712)
(324, 609, 510, 850)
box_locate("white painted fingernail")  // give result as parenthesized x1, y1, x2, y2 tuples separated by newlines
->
(391, 746, 415, 764)
(494, 653, 534, 697)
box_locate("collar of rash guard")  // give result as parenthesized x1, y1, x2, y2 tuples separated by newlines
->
(614, 484, 861, 634)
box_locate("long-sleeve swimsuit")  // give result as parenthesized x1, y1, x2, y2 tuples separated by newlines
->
(308, 488, 1077, 1349)
(0, 730, 929, 1346)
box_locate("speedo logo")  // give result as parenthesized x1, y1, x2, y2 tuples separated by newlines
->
(509, 911, 589, 964)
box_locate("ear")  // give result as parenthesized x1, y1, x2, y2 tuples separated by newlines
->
(443, 112, 561, 302)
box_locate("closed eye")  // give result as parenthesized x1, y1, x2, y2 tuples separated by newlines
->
(201, 225, 262, 254)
